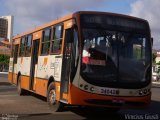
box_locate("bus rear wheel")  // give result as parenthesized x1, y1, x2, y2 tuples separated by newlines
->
(17, 75, 26, 95)
(47, 82, 64, 112)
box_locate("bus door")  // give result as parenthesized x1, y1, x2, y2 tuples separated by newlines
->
(30, 39, 40, 90)
(60, 28, 74, 102)
(12, 44, 19, 83)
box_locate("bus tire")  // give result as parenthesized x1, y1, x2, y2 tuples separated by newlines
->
(17, 75, 26, 95)
(47, 82, 64, 112)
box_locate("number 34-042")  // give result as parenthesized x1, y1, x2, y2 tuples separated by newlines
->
(101, 89, 119, 95)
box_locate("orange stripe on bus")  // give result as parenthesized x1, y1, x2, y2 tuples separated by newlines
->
(35, 78, 48, 97)
(69, 85, 151, 108)
(62, 93, 68, 100)
(21, 76, 30, 90)
(55, 82, 61, 101)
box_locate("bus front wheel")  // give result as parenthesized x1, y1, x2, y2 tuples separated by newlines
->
(47, 82, 64, 112)
(17, 75, 26, 95)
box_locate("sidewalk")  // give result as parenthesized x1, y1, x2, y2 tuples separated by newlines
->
(0, 72, 10, 85)
(152, 81, 160, 84)
(152, 80, 160, 88)
(0, 72, 8, 74)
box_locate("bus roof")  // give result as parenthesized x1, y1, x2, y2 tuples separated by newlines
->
(13, 11, 148, 40)
(13, 13, 73, 39)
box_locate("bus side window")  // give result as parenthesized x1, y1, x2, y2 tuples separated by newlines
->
(19, 37, 25, 57)
(51, 25, 63, 54)
(25, 35, 32, 57)
(13, 44, 19, 64)
(73, 28, 79, 67)
(41, 28, 51, 55)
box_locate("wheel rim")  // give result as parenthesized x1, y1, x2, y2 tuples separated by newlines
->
(49, 89, 56, 105)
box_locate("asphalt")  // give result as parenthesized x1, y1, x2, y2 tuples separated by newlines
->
(1, 72, 160, 87)
(0, 72, 10, 86)
(0, 73, 160, 120)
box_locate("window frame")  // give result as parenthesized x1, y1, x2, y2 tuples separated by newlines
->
(13, 44, 19, 64)
(41, 27, 52, 55)
(50, 24, 64, 55)
(24, 34, 32, 57)
(19, 37, 26, 57)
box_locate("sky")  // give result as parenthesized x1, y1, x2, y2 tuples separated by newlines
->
(0, 0, 160, 49)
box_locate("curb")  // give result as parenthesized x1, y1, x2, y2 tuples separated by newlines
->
(152, 82, 160, 85)
(152, 82, 160, 88)
(0, 72, 8, 74)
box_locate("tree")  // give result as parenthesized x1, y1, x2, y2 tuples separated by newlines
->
(152, 52, 157, 64)
(0, 54, 10, 64)
(156, 61, 160, 73)
(0, 54, 10, 71)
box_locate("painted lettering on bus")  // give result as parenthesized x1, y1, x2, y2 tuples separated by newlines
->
(80, 84, 95, 92)
(50, 62, 55, 69)
(101, 89, 119, 95)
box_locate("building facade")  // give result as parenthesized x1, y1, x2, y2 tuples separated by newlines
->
(0, 40, 11, 55)
(0, 16, 13, 71)
(0, 18, 8, 39)
(156, 52, 160, 64)
(0, 16, 13, 42)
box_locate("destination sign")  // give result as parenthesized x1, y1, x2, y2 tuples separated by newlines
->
(80, 14, 148, 30)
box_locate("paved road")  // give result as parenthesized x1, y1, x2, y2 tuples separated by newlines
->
(0, 74, 160, 120)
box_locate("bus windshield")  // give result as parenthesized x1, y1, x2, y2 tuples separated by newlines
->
(80, 15, 151, 88)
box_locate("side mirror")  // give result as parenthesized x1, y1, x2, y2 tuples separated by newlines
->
(151, 37, 153, 46)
